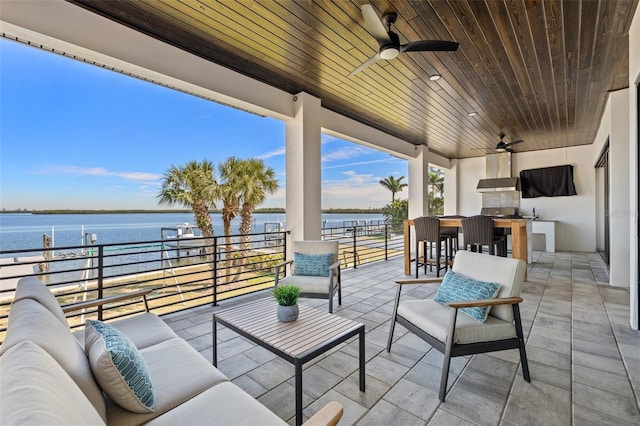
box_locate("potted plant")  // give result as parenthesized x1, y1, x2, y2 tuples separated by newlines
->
(272, 284, 301, 322)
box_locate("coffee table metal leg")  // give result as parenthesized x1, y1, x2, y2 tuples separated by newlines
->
(212, 315, 218, 367)
(359, 327, 366, 391)
(295, 360, 303, 426)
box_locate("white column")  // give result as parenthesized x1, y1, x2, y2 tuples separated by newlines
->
(408, 145, 429, 219)
(285, 92, 322, 243)
(627, 4, 639, 329)
(609, 89, 630, 288)
(444, 159, 458, 215)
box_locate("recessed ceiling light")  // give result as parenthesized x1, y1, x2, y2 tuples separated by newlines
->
(468, 112, 477, 117)
(429, 74, 441, 81)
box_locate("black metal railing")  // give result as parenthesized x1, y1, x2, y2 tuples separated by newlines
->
(0, 223, 405, 339)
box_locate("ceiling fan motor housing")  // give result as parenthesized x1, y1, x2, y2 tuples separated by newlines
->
(379, 31, 400, 59)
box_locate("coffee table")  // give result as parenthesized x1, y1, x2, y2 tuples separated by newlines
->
(213, 298, 365, 426)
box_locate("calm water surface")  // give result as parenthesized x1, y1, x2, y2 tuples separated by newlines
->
(0, 212, 384, 253)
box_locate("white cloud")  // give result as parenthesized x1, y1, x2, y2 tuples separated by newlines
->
(322, 158, 401, 170)
(37, 165, 162, 183)
(258, 146, 286, 159)
(321, 145, 375, 162)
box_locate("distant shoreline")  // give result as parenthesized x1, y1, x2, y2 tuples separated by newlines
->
(0, 207, 383, 215)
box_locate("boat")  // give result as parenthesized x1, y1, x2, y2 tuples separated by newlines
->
(161, 224, 208, 250)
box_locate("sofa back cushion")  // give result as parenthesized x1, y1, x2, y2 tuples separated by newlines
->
(0, 341, 106, 426)
(0, 298, 107, 421)
(13, 276, 69, 326)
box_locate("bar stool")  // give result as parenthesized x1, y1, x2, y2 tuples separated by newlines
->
(439, 215, 466, 260)
(414, 216, 449, 278)
(494, 214, 520, 257)
(461, 215, 506, 256)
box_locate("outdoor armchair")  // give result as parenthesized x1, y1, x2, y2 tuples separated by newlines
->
(387, 250, 530, 402)
(274, 240, 341, 313)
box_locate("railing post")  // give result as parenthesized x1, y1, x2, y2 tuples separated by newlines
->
(352, 227, 357, 269)
(385, 224, 389, 260)
(212, 237, 218, 306)
(97, 245, 104, 321)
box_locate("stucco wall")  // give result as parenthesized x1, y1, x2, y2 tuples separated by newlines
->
(454, 145, 598, 252)
(628, 4, 640, 329)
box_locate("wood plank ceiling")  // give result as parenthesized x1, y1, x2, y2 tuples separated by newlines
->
(67, 0, 638, 159)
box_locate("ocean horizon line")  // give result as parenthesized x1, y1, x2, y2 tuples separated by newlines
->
(0, 207, 384, 215)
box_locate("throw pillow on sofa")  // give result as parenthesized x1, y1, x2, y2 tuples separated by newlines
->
(85, 320, 155, 413)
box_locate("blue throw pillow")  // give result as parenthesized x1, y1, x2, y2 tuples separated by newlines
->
(85, 320, 155, 413)
(292, 252, 333, 277)
(434, 270, 501, 323)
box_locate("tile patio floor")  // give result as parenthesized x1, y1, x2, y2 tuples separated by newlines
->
(162, 252, 640, 425)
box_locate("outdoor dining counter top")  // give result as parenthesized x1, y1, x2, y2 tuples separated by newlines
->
(403, 218, 528, 280)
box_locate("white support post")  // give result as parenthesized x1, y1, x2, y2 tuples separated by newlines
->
(285, 92, 323, 246)
(408, 145, 429, 219)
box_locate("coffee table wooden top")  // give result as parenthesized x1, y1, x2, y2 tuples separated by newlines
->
(214, 298, 363, 358)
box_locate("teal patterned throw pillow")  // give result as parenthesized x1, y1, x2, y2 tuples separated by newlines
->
(434, 270, 501, 323)
(292, 252, 333, 277)
(85, 320, 155, 413)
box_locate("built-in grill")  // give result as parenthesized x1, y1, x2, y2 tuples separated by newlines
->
(480, 207, 521, 218)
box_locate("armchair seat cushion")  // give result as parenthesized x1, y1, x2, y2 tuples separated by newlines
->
(397, 299, 516, 345)
(277, 275, 333, 294)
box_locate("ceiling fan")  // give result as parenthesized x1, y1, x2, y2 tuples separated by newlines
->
(496, 133, 524, 153)
(349, 4, 459, 76)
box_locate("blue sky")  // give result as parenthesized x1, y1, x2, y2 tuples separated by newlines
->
(0, 38, 408, 210)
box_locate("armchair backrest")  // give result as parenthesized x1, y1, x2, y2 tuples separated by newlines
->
(451, 250, 526, 322)
(292, 240, 338, 263)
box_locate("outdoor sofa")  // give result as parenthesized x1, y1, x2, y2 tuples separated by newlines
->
(0, 276, 342, 426)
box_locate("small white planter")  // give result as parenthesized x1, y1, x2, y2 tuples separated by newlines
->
(277, 304, 299, 322)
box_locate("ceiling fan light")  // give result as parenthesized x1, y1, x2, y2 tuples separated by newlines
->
(496, 147, 506, 152)
(429, 74, 441, 81)
(468, 112, 477, 117)
(380, 46, 399, 60)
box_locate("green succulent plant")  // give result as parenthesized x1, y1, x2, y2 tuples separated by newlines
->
(272, 285, 301, 306)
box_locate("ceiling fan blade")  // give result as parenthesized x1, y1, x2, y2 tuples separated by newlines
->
(506, 139, 524, 146)
(360, 4, 391, 45)
(349, 53, 382, 76)
(400, 40, 459, 52)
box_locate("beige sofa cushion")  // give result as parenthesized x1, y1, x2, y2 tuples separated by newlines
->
(110, 312, 181, 350)
(398, 299, 516, 345)
(106, 337, 229, 426)
(145, 381, 286, 426)
(0, 298, 107, 421)
(0, 341, 106, 426)
(13, 276, 69, 326)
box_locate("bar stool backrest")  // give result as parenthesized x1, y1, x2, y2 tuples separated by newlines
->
(414, 216, 441, 243)
(461, 215, 495, 246)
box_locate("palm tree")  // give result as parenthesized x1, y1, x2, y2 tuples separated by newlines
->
(428, 169, 445, 215)
(157, 160, 217, 240)
(238, 159, 279, 248)
(379, 175, 407, 202)
(218, 156, 243, 238)
(428, 170, 444, 198)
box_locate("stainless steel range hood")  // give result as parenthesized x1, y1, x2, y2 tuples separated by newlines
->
(476, 177, 520, 192)
(476, 153, 520, 192)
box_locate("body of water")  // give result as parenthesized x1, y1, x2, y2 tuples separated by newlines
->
(0, 212, 385, 253)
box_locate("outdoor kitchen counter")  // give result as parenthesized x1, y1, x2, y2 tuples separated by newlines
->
(403, 218, 528, 280)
